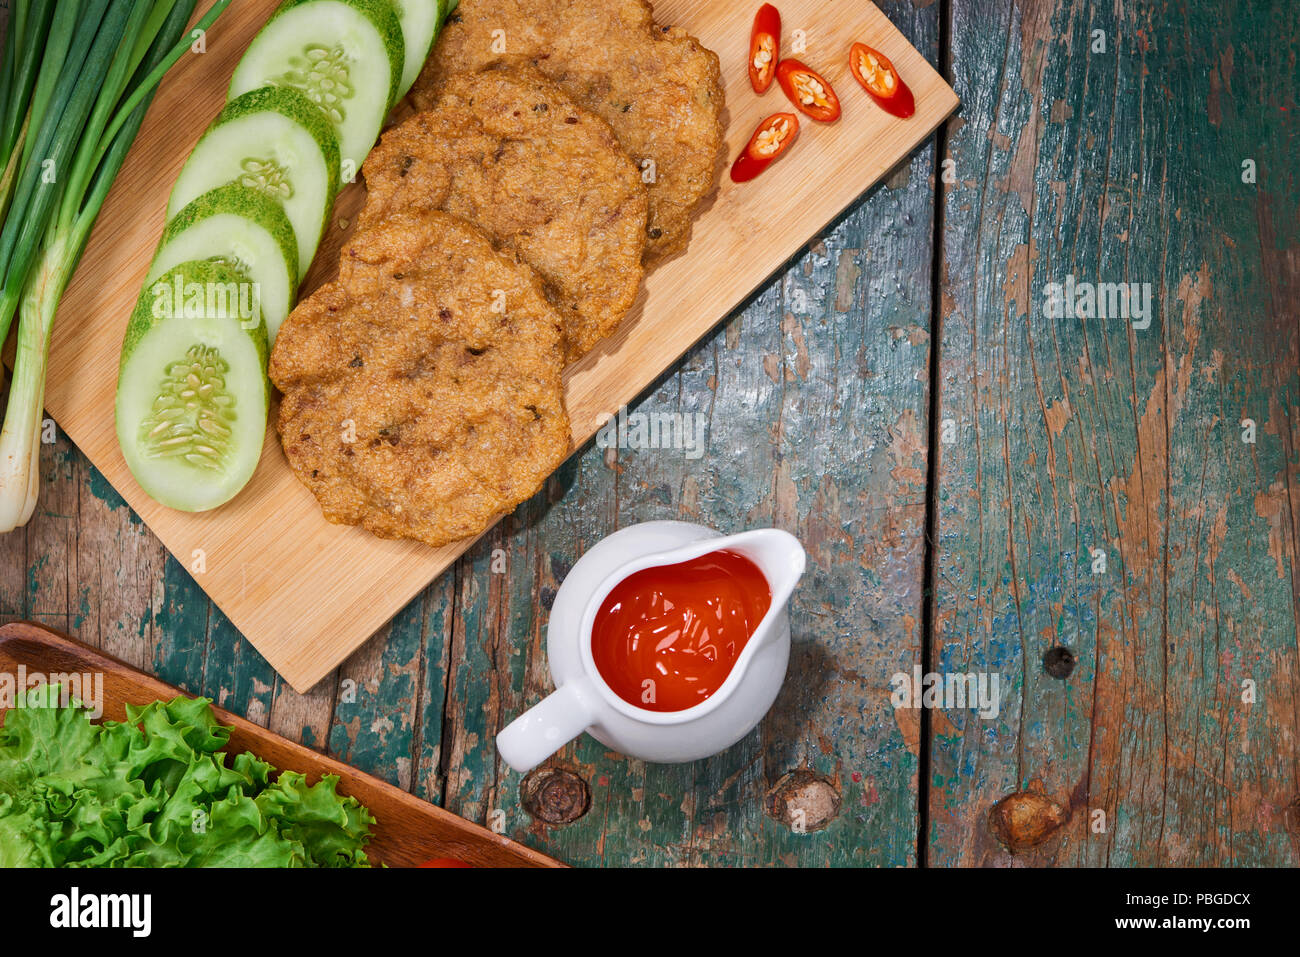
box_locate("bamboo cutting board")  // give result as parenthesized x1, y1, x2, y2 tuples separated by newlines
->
(0, 622, 562, 866)
(43, 0, 957, 691)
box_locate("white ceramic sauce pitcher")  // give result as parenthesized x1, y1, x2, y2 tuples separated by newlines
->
(496, 521, 806, 772)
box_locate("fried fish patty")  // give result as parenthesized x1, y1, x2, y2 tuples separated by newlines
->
(363, 66, 648, 360)
(412, 0, 724, 260)
(269, 210, 570, 547)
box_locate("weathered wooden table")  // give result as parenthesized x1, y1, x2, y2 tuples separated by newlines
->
(2, 0, 1297, 866)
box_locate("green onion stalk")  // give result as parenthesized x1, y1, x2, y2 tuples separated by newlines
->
(0, 1, 56, 225)
(0, 0, 231, 531)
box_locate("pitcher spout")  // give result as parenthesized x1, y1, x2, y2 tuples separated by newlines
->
(708, 528, 806, 643)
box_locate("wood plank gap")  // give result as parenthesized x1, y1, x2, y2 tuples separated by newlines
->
(917, 0, 956, 872)
(407, 598, 432, 799)
(435, 562, 464, 809)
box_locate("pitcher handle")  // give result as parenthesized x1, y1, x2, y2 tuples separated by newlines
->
(497, 680, 598, 773)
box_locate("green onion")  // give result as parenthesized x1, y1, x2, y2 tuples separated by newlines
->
(0, 2, 56, 222)
(0, 0, 232, 530)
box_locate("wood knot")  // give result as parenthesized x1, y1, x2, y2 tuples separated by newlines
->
(1042, 646, 1076, 679)
(519, 767, 590, 825)
(1283, 796, 1300, 835)
(766, 769, 841, 833)
(989, 791, 1070, 852)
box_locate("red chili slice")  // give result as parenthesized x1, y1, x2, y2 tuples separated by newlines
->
(849, 42, 915, 118)
(730, 112, 800, 183)
(748, 4, 781, 94)
(776, 58, 841, 122)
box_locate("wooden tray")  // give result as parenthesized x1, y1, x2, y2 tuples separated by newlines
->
(43, 0, 958, 691)
(0, 621, 562, 868)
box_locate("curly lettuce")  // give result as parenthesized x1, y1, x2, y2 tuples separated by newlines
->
(0, 683, 374, 867)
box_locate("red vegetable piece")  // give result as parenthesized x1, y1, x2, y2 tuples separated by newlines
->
(776, 58, 841, 122)
(748, 4, 782, 94)
(848, 42, 915, 118)
(730, 112, 800, 183)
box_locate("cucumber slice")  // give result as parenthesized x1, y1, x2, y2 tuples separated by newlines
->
(393, 0, 441, 97)
(230, 0, 404, 181)
(149, 183, 298, 345)
(116, 261, 270, 513)
(167, 87, 340, 279)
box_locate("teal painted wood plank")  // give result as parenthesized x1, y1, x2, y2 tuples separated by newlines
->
(930, 0, 1300, 865)
(326, 597, 428, 790)
(152, 568, 280, 727)
(441, 456, 617, 847)
(21, 447, 175, 673)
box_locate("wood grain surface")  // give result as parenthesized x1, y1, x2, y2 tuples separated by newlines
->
(36, 0, 957, 692)
(2, 0, 1297, 869)
(928, 0, 1300, 866)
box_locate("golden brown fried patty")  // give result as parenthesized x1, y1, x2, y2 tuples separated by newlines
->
(413, 0, 724, 260)
(269, 210, 570, 547)
(364, 66, 647, 360)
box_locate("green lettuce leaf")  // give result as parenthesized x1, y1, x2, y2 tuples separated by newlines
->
(0, 685, 375, 868)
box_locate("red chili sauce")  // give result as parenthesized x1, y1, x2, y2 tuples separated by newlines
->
(590, 550, 771, 712)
